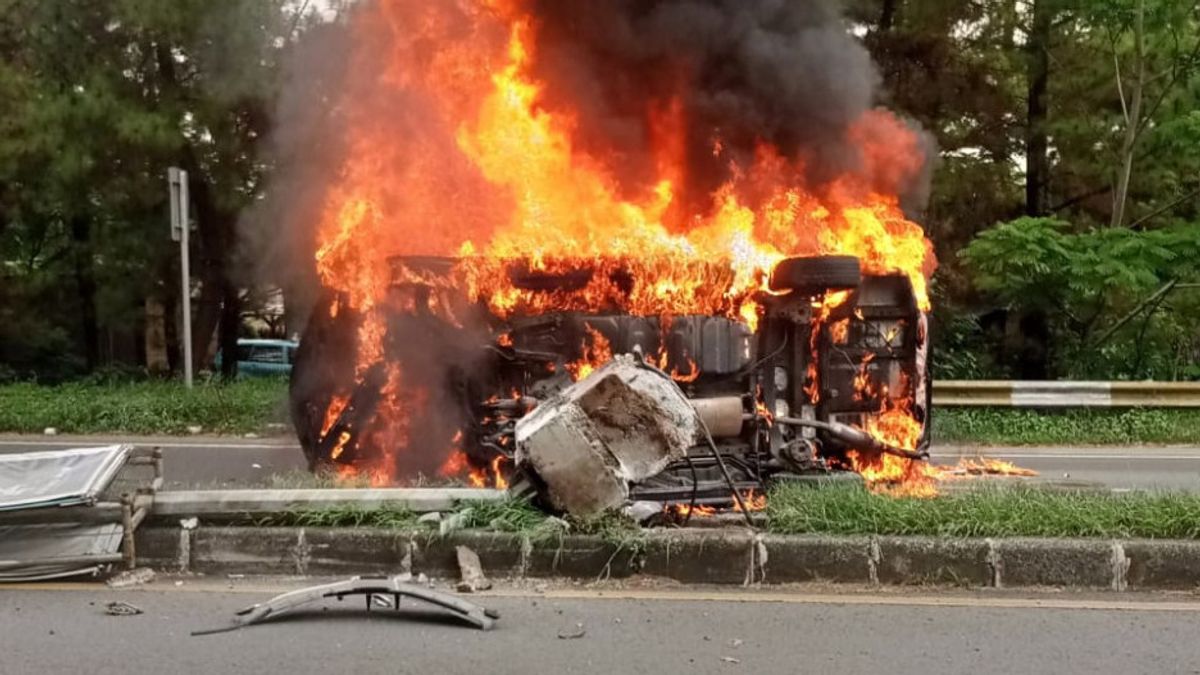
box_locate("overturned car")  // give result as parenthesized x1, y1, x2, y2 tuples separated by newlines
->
(291, 253, 931, 514)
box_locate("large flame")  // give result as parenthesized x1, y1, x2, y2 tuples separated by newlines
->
(311, 0, 938, 487)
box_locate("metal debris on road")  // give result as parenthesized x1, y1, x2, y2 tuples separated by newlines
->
(105, 601, 143, 616)
(191, 574, 499, 635)
(105, 567, 155, 589)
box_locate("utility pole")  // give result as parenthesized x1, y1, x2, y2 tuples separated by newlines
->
(168, 167, 194, 388)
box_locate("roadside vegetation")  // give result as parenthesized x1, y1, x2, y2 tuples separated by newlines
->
(767, 483, 1200, 539)
(251, 484, 1200, 541)
(257, 497, 644, 548)
(3, 377, 1198, 446)
(933, 407, 1200, 445)
(0, 378, 288, 435)
(2, 3, 1199, 390)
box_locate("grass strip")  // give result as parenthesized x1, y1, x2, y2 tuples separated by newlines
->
(932, 407, 1200, 445)
(262, 503, 420, 529)
(767, 483, 1200, 539)
(251, 496, 649, 550)
(0, 378, 288, 434)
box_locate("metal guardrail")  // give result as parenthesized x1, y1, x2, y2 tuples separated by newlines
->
(934, 381, 1200, 408)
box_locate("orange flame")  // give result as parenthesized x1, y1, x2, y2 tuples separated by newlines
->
(308, 1, 938, 488)
(566, 323, 613, 381)
(320, 395, 349, 438)
(316, 4, 934, 328)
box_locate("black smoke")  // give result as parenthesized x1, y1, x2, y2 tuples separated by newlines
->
(515, 0, 927, 218)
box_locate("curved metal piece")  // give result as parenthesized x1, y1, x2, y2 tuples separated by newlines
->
(192, 574, 499, 635)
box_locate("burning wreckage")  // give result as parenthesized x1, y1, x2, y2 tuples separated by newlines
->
(277, 0, 999, 516)
(292, 253, 935, 515)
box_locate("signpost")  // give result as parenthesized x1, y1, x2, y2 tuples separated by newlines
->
(168, 167, 194, 388)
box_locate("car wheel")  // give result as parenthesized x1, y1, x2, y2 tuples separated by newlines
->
(768, 255, 861, 294)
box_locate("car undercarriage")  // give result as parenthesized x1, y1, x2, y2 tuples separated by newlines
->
(290, 254, 931, 511)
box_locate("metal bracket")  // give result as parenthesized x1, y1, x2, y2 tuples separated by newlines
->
(192, 574, 500, 635)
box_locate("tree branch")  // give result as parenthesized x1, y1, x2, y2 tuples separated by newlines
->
(1129, 185, 1200, 230)
(1113, 50, 1130, 127)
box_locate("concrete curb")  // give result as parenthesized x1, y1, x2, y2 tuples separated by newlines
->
(152, 488, 504, 517)
(135, 525, 1200, 591)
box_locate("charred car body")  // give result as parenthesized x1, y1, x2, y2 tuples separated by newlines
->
(291, 254, 931, 511)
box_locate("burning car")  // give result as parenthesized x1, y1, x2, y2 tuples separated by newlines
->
(291, 251, 932, 511)
(282, 0, 946, 508)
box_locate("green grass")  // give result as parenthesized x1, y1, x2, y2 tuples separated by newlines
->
(767, 483, 1200, 539)
(251, 496, 649, 550)
(0, 378, 288, 434)
(261, 503, 420, 529)
(1, 376, 1197, 446)
(226, 484, 1200, 540)
(933, 407, 1200, 445)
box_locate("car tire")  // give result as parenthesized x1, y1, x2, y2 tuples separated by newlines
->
(768, 255, 861, 294)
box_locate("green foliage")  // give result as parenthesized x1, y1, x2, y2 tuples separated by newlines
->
(265, 503, 419, 529)
(455, 498, 552, 534)
(767, 483, 1200, 539)
(958, 216, 1200, 378)
(0, 377, 288, 434)
(933, 407, 1200, 446)
(931, 311, 1006, 380)
(0, 0, 300, 376)
(959, 217, 1198, 307)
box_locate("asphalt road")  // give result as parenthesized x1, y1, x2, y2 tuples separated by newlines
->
(2, 435, 1199, 491)
(2, 581, 1199, 674)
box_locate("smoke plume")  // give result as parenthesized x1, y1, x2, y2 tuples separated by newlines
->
(512, 0, 913, 215)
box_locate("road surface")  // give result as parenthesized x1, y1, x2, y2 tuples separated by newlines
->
(2, 580, 1198, 674)
(1, 435, 1199, 491)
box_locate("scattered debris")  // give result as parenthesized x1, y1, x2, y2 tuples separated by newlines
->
(625, 501, 662, 524)
(456, 546, 492, 593)
(106, 567, 156, 589)
(105, 601, 143, 616)
(192, 574, 499, 635)
(557, 623, 586, 639)
(439, 510, 469, 536)
(720, 656, 741, 664)
(42, 427, 58, 436)
(515, 355, 699, 516)
(417, 512, 442, 525)
(179, 517, 199, 530)
(730, 638, 743, 648)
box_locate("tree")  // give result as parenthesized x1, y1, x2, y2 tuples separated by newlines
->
(0, 0, 299, 378)
(1081, 0, 1200, 228)
(960, 216, 1200, 378)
